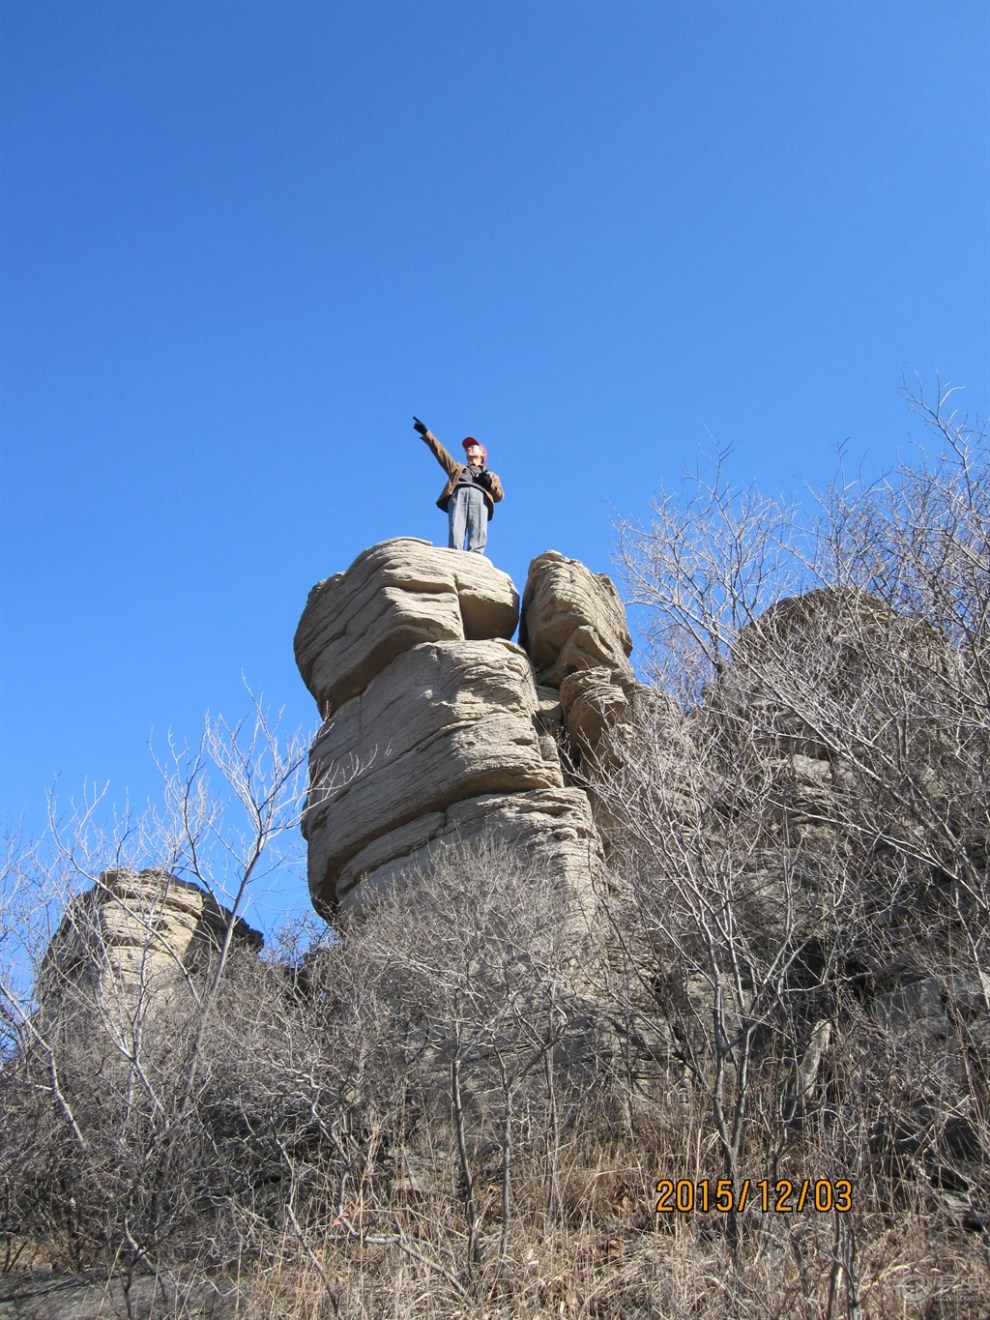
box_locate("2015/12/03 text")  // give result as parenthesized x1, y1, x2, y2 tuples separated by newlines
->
(655, 1178, 853, 1214)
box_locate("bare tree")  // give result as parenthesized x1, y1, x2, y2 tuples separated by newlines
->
(0, 694, 318, 1279)
(615, 445, 805, 702)
(313, 835, 611, 1279)
(602, 389, 988, 1271)
(3, 391, 986, 1316)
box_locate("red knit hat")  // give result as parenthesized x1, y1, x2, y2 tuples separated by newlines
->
(462, 436, 487, 461)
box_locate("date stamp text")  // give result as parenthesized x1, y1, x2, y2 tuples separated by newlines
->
(655, 1177, 852, 1214)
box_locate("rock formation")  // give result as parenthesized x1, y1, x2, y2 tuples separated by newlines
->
(294, 539, 521, 717)
(39, 868, 262, 1028)
(293, 546, 985, 1188)
(294, 539, 637, 923)
(16, 544, 985, 1308)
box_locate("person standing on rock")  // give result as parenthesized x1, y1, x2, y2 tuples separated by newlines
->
(413, 417, 504, 554)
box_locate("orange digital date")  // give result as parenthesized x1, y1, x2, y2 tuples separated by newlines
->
(655, 1177, 852, 1214)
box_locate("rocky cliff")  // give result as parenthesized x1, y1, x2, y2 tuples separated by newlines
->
(293, 539, 637, 923)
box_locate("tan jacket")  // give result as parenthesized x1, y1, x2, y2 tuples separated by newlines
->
(421, 430, 505, 520)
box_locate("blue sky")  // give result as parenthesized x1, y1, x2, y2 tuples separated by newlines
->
(3, 0, 988, 935)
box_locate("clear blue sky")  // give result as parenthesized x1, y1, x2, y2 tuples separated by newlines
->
(3, 0, 988, 934)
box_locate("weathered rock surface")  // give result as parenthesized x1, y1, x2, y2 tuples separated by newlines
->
(294, 538, 519, 715)
(726, 586, 963, 759)
(873, 970, 990, 1054)
(295, 542, 636, 920)
(302, 639, 565, 912)
(39, 869, 261, 1022)
(520, 551, 634, 689)
(333, 787, 603, 920)
(559, 665, 634, 763)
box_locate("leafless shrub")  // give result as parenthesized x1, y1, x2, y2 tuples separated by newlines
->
(284, 835, 613, 1284)
(0, 695, 317, 1278)
(602, 386, 989, 1282)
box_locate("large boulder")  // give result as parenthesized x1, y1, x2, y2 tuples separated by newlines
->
(294, 542, 637, 924)
(303, 638, 564, 913)
(519, 551, 634, 689)
(39, 869, 261, 1024)
(294, 538, 519, 715)
(724, 587, 963, 755)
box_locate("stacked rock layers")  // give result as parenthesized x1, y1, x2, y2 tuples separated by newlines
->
(40, 868, 261, 1025)
(294, 539, 636, 922)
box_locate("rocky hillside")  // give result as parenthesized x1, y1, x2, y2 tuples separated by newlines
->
(7, 514, 986, 1318)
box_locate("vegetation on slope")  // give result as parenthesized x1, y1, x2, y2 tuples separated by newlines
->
(1, 387, 987, 1318)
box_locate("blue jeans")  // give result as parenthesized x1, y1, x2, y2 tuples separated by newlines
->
(448, 485, 488, 553)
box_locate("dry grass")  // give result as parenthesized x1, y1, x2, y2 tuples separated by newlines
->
(235, 1121, 990, 1320)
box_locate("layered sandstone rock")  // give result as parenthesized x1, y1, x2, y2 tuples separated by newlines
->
(520, 551, 634, 689)
(40, 868, 261, 1023)
(303, 638, 566, 915)
(559, 665, 633, 765)
(294, 538, 519, 715)
(332, 788, 602, 921)
(520, 552, 638, 769)
(295, 541, 637, 921)
(706, 587, 970, 847)
(725, 587, 962, 756)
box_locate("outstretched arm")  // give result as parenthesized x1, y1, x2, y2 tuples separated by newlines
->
(412, 416, 460, 478)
